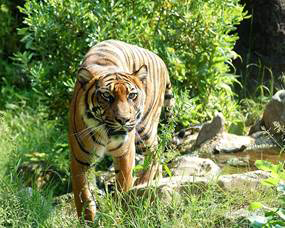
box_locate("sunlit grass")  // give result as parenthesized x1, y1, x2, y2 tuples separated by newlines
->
(0, 107, 279, 227)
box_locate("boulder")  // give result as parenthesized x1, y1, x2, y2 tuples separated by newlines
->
(130, 170, 271, 204)
(132, 175, 211, 194)
(262, 90, 285, 135)
(194, 113, 225, 147)
(224, 207, 264, 226)
(214, 133, 255, 153)
(218, 170, 271, 192)
(249, 90, 285, 136)
(170, 155, 221, 178)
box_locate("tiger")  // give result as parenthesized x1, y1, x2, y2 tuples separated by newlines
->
(68, 40, 174, 222)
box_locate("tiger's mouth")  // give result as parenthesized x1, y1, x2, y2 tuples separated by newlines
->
(107, 126, 134, 136)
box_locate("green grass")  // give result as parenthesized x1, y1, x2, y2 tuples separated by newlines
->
(0, 106, 280, 227)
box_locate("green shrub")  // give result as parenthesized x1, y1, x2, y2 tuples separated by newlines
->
(249, 160, 285, 227)
(16, 0, 246, 123)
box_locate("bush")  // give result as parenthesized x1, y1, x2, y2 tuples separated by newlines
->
(16, 0, 246, 123)
(249, 160, 285, 227)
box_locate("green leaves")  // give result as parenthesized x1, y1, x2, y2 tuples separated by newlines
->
(13, 0, 246, 122)
(249, 160, 285, 227)
(255, 160, 285, 186)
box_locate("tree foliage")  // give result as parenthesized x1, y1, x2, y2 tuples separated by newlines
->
(2, 0, 246, 123)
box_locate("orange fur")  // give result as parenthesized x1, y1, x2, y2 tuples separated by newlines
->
(68, 40, 174, 222)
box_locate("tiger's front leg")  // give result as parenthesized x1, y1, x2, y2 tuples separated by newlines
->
(112, 143, 136, 192)
(134, 138, 160, 186)
(71, 159, 96, 222)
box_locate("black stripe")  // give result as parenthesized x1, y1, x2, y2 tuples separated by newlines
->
(140, 133, 150, 141)
(74, 155, 95, 167)
(135, 139, 144, 145)
(117, 73, 131, 80)
(94, 43, 108, 48)
(135, 132, 151, 146)
(129, 48, 136, 73)
(96, 48, 121, 59)
(91, 92, 96, 103)
(111, 41, 128, 66)
(117, 43, 130, 67)
(94, 58, 118, 66)
(105, 81, 114, 87)
(164, 94, 173, 99)
(92, 107, 98, 113)
(109, 142, 123, 152)
(82, 52, 106, 62)
(135, 48, 144, 69)
(104, 78, 115, 84)
(72, 85, 91, 155)
(137, 126, 145, 134)
(74, 135, 91, 154)
(86, 111, 93, 119)
(139, 106, 152, 123)
(84, 79, 97, 109)
(75, 156, 91, 166)
(91, 134, 105, 146)
(136, 111, 141, 120)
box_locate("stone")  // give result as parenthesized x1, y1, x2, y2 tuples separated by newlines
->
(170, 155, 221, 178)
(218, 170, 271, 192)
(224, 207, 264, 226)
(248, 119, 264, 135)
(214, 133, 255, 153)
(262, 90, 285, 135)
(226, 157, 249, 167)
(195, 113, 225, 147)
(132, 175, 211, 193)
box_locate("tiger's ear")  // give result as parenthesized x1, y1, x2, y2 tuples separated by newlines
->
(77, 67, 93, 85)
(133, 65, 148, 83)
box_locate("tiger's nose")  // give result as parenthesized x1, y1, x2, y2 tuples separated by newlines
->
(115, 117, 130, 125)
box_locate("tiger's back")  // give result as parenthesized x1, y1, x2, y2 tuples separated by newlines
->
(68, 40, 173, 221)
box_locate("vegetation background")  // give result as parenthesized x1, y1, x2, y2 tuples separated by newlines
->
(0, 0, 283, 227)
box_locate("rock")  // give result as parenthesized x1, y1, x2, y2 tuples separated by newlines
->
(249, 119, 264, 135)
(262, 90, 285, 135)
(128, 169, 272, 207)
(218, 170, 271, 192)
(249, 90, 285, 136)
(226, 157, 249, 167)
(156, 185, 182, 204)
(132, 170, 270, 195)
(172, 126, 201, 147)
(195, 113, 225, 147)
(132, 175, 211, 193)
(170, 155, 221, 178)
(214, 133, 255, 153)
(224, 207, 264, 226)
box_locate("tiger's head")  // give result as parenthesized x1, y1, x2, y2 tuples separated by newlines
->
(78, 65, 147, 138)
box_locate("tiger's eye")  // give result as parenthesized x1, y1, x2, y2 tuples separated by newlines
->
(128, 92, 137, 100)
(101, 91, 113, 102)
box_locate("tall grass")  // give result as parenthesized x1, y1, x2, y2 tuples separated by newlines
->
(0, 107, 279, 227)
(0, 107, 71, 226)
